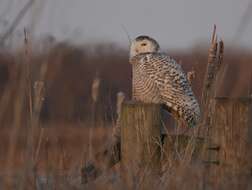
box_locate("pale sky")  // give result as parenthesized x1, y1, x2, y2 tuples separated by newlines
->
(1, 0, 252, 49)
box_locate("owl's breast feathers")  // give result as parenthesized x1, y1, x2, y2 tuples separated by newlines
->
(130, 52, 200, 127)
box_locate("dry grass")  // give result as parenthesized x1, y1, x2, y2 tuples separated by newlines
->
(0, 36, 251, 189)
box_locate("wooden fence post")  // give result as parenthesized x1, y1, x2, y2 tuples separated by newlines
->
(206, 97, 252, 189)
(120, 102, 162, 176)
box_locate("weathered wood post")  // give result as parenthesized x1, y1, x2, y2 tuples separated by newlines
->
(206, 97, 252, 189)
(120, 102, 162, 176)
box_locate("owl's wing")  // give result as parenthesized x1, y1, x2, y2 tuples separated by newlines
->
(136, 52, 200, 125)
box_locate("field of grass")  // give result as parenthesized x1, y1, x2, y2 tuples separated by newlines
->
(0, 39, 251, 189)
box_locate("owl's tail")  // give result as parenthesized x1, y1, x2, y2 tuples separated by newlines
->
(162, 101, 201, 128)
(184, 103, 201, 128)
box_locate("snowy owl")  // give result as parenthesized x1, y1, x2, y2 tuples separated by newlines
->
(130, 35, 200, 127)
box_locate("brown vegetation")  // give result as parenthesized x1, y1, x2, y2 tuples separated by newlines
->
(0, 40, 251, 189)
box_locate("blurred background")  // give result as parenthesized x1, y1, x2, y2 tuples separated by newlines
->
(1, 0, 252, 49)
(0, 0, 252, 188)
(0, 0, 251, 123)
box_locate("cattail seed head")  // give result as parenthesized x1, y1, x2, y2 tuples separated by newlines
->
(91, 76, 100, 103)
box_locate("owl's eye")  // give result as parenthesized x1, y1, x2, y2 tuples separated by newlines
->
(141, 43, 147, 46)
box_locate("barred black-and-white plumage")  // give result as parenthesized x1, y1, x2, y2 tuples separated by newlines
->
(130, 36, 200, 127)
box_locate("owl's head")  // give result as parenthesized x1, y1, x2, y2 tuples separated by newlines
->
(130, 35, 160, 58)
